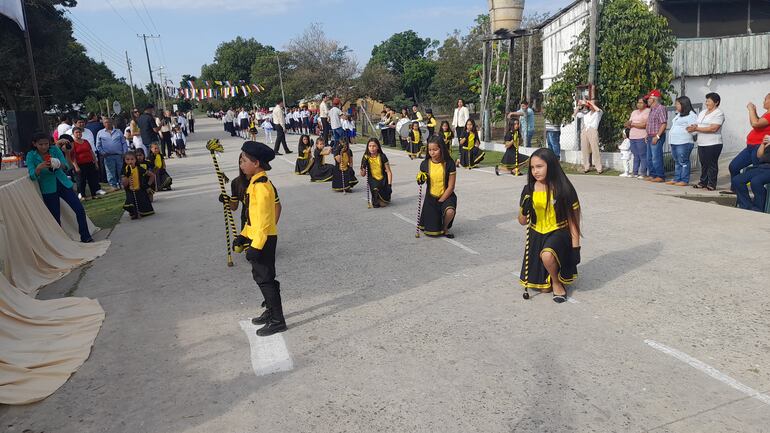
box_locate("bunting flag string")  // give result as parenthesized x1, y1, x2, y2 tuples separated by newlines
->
(176, 79, 265, 100)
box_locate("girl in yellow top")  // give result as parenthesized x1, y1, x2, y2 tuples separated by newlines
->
(332, 137, 358, 192)
(425, 108, 438, 138)
(359, 137, 393, 207)
(458, 118, 485, 169)
(406, 121, 424, 159)
(309, 136, 334, 182)
(439, 121, 454, 157)
(121, 151, 155, 219)
(149, 143, 172, 191)
(497, 118, 528, 176)
(417, 136, 457, 238)
(518, 148, 581, 303)
(294, 134, 313, 175)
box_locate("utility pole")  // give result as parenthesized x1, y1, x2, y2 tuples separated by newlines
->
(158, 67, 167, 111)
(526, 33, 533, 104)
(126, 51, 136, 109)
(504, 39, 514, 116)
(275, 52, 287, 108)
(19, 1, 45, 131)
(588, 0, 598, 88)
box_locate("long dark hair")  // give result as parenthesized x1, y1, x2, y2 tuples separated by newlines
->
(676, 96, 694, 115)
(465, 118, 478, 136)
(298, 134, 311, 149)
(440, 120, 451, 133)
(426, 135, 450, 163)
(527, 148, 581, 237)
(366, 137, 384, 157)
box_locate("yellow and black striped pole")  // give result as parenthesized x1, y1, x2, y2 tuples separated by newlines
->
(365, 163, 372, 208)
(522, 211, 531, 299)
(206, 139, 236, 267)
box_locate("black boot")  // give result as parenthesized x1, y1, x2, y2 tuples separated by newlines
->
(251, 309, 271, 325)
(256, 319, 287, 336)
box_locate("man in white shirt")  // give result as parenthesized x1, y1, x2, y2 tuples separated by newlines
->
(451, 99, 470, 147)
(272, 102, 291, 154)
(186, 110, 195, 133)
(329, 98, 344, 145)
(319, 94, 330, 144)
(67, 118, 96, 153)
(575, 99, 603, 173)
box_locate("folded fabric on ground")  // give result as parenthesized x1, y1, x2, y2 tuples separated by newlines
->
(0, 273, 104, 405)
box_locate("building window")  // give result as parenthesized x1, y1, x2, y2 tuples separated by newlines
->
(700, 2, 748, 37)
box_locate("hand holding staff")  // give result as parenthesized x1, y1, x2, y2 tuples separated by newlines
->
(206, 138, 237, 267)
(416, 171, 427, 238)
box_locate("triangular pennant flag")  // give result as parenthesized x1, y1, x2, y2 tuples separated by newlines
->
(214, 80, 223, 86)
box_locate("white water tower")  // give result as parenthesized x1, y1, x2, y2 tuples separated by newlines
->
(488, 0, 525, 34)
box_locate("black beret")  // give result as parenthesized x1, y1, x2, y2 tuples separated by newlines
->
(241, 141, 275, 171)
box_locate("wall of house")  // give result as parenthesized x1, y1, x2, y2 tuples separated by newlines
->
(540, 0, 590, 91)
(673, 70, 770, 155)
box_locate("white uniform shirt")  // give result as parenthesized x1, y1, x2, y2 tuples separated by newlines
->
(319, 101, 329, 118)
(329, 106, 343, 129)
(577, 110, 602, 130)
(272, 106, 285, 127)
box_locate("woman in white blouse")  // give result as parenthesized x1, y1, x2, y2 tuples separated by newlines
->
(687, 93, 725, 191)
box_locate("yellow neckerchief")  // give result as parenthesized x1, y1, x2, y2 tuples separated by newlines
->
(428, 160, 446, 198)
(368, 154, 383, 181)
(127, 165, 141, 191)
(465, 132, 476, 150)
(412, 130, 421, 144)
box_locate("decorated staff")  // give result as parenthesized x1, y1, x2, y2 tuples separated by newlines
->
(365, 165, 372, 208)
(415, 172, 425, 238)
(206, 138, 238, 267)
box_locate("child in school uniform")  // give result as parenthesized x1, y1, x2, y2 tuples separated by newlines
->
(172, 126, 186, 158)
(249, 117, 259, 141)
(294, 134, 314, 175)
(309, 136, 335, 182)
(261, 118, 274, 143)
(518, 148, 581, 303)
(360, 137, 393, 207)
(332, 137, 358, 192)
(458, 119, 485, 169)
(121, 151, 155, 219)
(417, 136, 457, 238)
(150, 143, 173, 191)
(135, 150, 155, 201)
(439, 121, 454, 158)
(496, 119, 528, 176)
(425, 108, 437, 138)
(232, 141, 287, 336)
(619, 128, 632, 177)
(406, 121, 424, 159)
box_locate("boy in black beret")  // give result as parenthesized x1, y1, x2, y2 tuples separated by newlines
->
(232, 141, 286, 336)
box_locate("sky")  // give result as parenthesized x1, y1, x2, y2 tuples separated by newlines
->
(66, 0, 573, 90)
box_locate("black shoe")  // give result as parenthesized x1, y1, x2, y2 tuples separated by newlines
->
(251, 309, 271, 325)
(285, 151, 293, 154)
(494, 165, 500, 176)
(256, 320, 287, 336)
(553, 292, 567, 303)
(275, 152, 283, 156)
(444, 232, 455, 239)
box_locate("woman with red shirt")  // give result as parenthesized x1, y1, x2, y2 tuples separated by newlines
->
(727, 93, 770, 192)
(71, 127, 105, 200)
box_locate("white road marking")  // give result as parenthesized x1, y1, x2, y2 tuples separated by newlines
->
(239, 320, 294, 376)
(391, 212, 479, 255)
(644, 339, 770, 406)
(157, 187, 219, 200)
(278, 155, 295, 165)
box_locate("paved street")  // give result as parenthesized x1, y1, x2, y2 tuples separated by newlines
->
(2, 117, 769, 433)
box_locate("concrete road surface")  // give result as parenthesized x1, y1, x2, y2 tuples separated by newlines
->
(2, 117, 769, 433)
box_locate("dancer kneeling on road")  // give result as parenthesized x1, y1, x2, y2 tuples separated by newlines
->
(232, 141, 287, 336)
(518, 148, 581, 303)
(360, 137, 393, 208)
(332, 137, 358, 192)
(121, 151, 155, 220)
(309, 136, 334, 182)
(417, 136, 457, 238)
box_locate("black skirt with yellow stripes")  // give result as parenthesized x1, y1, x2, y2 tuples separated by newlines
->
(418, 193, 456, 236)
(332, 166, 358, 191)
(519, 227, 577, 290)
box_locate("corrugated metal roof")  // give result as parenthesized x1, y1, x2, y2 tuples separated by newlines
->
(672, 33, 770, 76)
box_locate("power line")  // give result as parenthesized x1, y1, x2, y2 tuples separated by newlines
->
(65, 11, 126, 63)
(104, 0, 139, 33)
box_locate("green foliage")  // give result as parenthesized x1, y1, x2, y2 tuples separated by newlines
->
(200, 37, 278, 107)
(370, 31, 434, 76)
(544, 0, 676, 148)
(429, 30, 481, 110)
(402, 58, 436, 105)
(358, 63, 400, 104)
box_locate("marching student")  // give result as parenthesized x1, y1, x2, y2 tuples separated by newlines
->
(261, 117, 274, 143)
(457, 118, 485, 169)
(496, 119, 528, 176)
(149, 143, 173, 191)
(425, 108, 437, 138)
(406, 121, 425, 159)
(294, 134, 314, 175)
(332, 136, 358, 192)
(518, 148, 581, 303)
(232, 141, 287, 336)
(121, 151, 155, 220)
(248, 115, 259, 141)
(359, 137, 393, 208)
(417, 136, 457, 238)
(439, 120, 454, 157)
(172, 126, 186, 158)
(309, 136, 334, 182)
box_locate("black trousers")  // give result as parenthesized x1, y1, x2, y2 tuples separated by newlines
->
(77, 162, 102, 197)
(321, 117, 331, 145)
(455, 126, 465, 153)
(189, 119, 195, 133)
(161, 131, 173, 157)
(697, 144, 722, 188)
(247, 236, 283, 322)
(274, 125, 290, 153)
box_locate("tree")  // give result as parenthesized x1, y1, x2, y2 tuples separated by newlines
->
(200, 37, 276, 107)
(402, 58, 436, 105)
(358, 63, 400, 104)
(370, 31, 435, 76)
(0, 0, 132, 112)
(544, 0, 676, 148)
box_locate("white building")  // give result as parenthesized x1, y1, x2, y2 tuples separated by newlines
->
(539, 0, 770, 156)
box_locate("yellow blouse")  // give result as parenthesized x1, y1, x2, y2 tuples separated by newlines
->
(128, 166, 140, 191)
(429, 160, 446, 198)
(241, 172, 278, 250)
(153, 154, 163, 169)
(412, 130, 421, 144)
(340, 150, 350, 170)
(369, 155, 383, 181)
(465, 133, 476, 150)
(530, 191, 579, 234)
